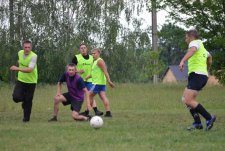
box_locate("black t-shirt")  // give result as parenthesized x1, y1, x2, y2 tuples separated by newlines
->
(72, 54, 90, 65)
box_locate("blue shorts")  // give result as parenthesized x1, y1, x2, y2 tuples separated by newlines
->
(84, 82, 93, 91)
(90, 85, 106, 94)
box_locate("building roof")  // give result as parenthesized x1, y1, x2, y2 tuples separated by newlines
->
(164, 65, 188, 81)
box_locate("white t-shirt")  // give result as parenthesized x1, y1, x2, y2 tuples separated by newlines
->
(189, 40, 210, 57)
(189, 40, 201, 50)
(23, 54, 37, 69)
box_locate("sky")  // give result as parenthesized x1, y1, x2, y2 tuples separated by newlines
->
(119, 8, 171, 31)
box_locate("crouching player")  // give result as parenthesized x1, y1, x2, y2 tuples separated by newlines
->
(48, 63, 92, 121)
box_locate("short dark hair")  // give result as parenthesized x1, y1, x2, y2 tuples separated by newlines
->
(67, 63, 76, 67)
(79, 43, 87, 48)
(23, 40, 32, 45)
(186, 29, 199, 39)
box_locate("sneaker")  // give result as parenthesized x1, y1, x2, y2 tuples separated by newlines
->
(48, 117, 57, 122)
(104, 113, 112, 117)
(205, 115, 216, 131)
(86, 115, 93, 121)
(187, 123, 203, 131)
(23, 118, 30, 123)
(79, 111, 89, 116)
(95, 110, 104, 116)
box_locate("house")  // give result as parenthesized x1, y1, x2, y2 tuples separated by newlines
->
(162, 65, 188, 83)
(162, 65, 219, 85)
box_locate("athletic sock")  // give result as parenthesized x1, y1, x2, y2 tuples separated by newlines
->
(189, 108, 201, 124)
(85, 110, 89, 114)
(195, 104, 212, 121)
(93, 107, 98, 112)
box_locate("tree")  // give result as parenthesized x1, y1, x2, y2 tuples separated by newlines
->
(0, 0, 158, 83)
(158, 23, 186, 66)
(163, 0, 225, 84)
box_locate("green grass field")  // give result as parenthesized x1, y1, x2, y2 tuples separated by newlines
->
(0, 83, 225, 151)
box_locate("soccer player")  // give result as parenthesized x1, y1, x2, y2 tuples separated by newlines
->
(72, 43, 103, 116)
(86, 48, 115, 117)
(10, 40, 38, 122)
(179, 29, 216, 131)
(48, 63, 91, 121)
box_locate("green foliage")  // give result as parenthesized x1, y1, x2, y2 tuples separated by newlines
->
(211, 51, 225, 85)
(0, 0, 167, 83)
(162, 0, 225, 85)
(138, 50, 165, 81)
(158, 23, 186, 66)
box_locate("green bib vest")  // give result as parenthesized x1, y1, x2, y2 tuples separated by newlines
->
(18, 50, 38, 83)
(188, 40, 208, 75)
(91, 58, 106, 85)
(75, 54, 93, 82)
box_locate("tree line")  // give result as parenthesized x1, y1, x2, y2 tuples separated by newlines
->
(0, 0, 224, 85)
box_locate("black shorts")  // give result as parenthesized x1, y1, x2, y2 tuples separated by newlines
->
(62, 92, 83, 112)
(187, 72, 208, 91)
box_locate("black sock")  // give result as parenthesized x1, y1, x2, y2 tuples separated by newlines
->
(195, 104, 211, 121)
(189, 108, 201, 124)
(93, 107, 98, 112)
(85, 110, 89, 114)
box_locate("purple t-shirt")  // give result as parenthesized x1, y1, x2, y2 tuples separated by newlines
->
(59, 72, 85, 101)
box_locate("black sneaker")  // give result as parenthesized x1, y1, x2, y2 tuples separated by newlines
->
(79, 111, 89, 116)
(104, 113, 112, 117)
(205, 115, 216, 131)
(23, 118, 30, 123)
(95, 110, 104, 116)
(187, 123, 203, 131)
(48, 117, 57, 122)
(87, 115, 93, 121)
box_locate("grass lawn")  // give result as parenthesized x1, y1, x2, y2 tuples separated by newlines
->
(0, 83, 225, 151)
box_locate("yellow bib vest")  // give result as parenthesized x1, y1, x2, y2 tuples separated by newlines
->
(18, 50, 38, 83)
(188, 40, 208, 75)
(92, 58, 106, 85)
(75, 54, 93, 82)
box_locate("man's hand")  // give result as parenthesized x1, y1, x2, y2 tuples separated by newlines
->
(10, 65, 19, 71)
(179, 61, 184, 72)
(79, 69, 84, 74)
(108, 81, 115, 88)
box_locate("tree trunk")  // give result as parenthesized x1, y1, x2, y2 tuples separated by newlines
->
(152, 0, 158, 84)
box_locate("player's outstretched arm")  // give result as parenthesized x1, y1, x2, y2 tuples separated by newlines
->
(97, 59, 115, 88)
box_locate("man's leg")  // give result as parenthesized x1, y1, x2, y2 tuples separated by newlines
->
(80, 82, 103, 116)
(183, 88, 215, 130)
(12, 81, 25, 103)
(92, 100, 103, 116)
(72, 111, 89, 121)
(99, 91, 112, 117)
(48, 95, 67, 122)
(183, 88, 202, 126)
(22, 83, 36, 122)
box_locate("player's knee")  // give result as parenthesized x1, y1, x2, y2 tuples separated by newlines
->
(182, 96, 190, 105)
(12, 94, 23, 103)
(181, 96, 186, 103)
(72, 112, 79, 120)
(54, 96, 60, 102)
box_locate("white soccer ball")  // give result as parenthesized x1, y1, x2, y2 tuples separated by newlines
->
(90, 116, 103, 129)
